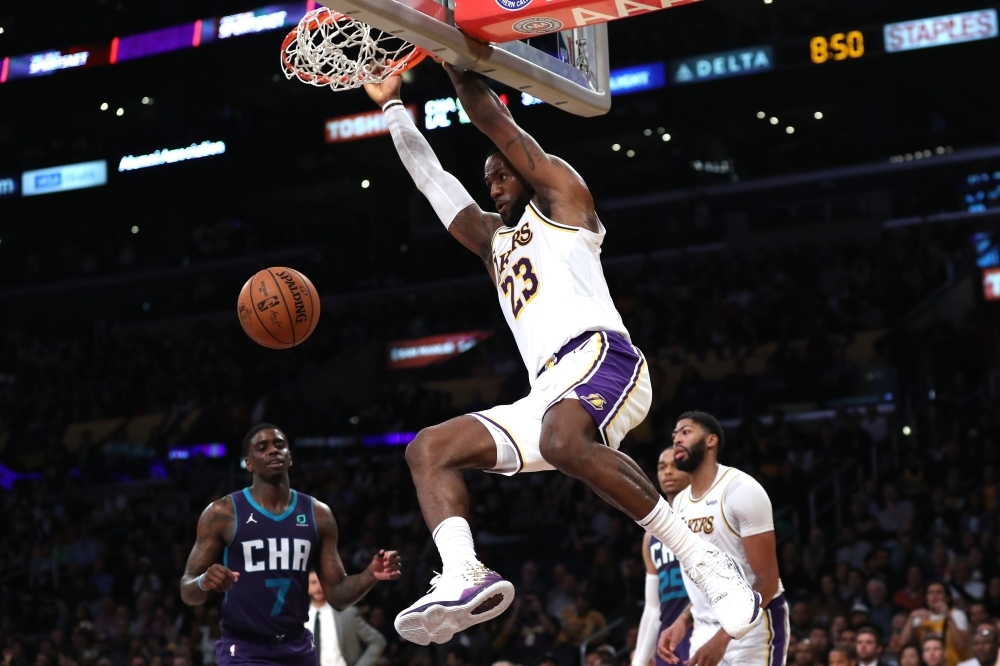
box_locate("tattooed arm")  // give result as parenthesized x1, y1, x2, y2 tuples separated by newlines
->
(314, 500, 402, 611)
(444, 64, 598, 230)
(181, 498, 239, 606)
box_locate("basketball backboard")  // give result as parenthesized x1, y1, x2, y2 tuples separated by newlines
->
(319, 0, 612, 116)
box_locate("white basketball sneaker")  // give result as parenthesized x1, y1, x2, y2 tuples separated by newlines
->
(394, 561, 514, 645)
(686, 547, 762, 639)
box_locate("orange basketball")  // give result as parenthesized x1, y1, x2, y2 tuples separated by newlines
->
(237, 267, 320, 349)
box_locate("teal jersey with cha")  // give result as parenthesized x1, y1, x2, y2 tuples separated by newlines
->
(221, 488, 319, 640)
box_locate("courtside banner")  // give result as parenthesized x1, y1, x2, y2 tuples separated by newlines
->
(325, 106, 418, 143)
(884, 9, 998, 53)
(388, 330, 493, 369)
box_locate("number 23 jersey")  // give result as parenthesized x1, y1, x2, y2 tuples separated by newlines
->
(491, 202, 630, 383)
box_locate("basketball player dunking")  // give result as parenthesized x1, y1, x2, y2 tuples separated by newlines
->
(364, 70, 760, 646)
(659, 412, 787, 666)
(633, 446, 693, 666)
(180, 424, 401, 666)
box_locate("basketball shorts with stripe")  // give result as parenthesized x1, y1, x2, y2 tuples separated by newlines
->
(471, 330, 651, 476)
(690, 596, 789, 666)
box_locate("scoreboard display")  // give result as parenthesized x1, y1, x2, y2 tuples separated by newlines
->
(809, 31, 865, 63)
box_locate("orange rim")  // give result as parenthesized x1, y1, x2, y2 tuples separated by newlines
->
(280, 11, 427, 87)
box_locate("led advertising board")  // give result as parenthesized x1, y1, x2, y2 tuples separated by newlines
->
(21, 160, 108, 197)
(884, 9, 998, 53)
(325, 107, 418, 143)
(608, 63, 666, 95)
(388, 331, 493, 369)
(671, 46, 774, 84)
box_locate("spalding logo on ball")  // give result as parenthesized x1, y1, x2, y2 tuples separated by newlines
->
(238, 267, 320, 349)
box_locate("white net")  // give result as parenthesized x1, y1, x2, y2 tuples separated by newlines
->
(281, 8, 425, 91)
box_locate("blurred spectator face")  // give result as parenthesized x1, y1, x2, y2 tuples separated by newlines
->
(574, 595, 591, 615)
(969, 604, 989, 627)
(130, 657, 147, 666)
(522, 561, 538, 584)
(795, 643, 817, 666)
(831, 617, 848, 640)
(856, 631, 880, 662)
(57, 654, 77, 666)
(867, 580, 887, 606)
(922, 639, 945, 666)
(625, 626, 639, 650)
(369, 607, 385, 629)
(657, 447, 691, 496)
(926, 584, 949, 613)
(840, 630, 857, 647)
(811, 628, 830, 655)
(972, 625, 998, 665)
(899, 647, 920, 666)
(906, 567, 924, 591)
(828, 649, 856, 666)
(172, 658, 192, 666)
(792, 602, 811, 628)
(822, 575, 838, 598)
(308, 571, 326, 604)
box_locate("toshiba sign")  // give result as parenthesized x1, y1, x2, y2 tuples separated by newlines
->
(325, 106, 417, 143)
(884, 9, 998, 53)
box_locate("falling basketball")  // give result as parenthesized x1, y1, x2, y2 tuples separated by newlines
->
(237, 267, 320, 349)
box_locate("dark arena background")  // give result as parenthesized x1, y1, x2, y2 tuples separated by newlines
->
(2, 0, 1000, 666)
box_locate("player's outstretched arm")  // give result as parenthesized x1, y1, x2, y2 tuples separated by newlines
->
(314, 500, 401, 611)
(180, 498, 239, 606)
(363, 76, 503, 268)
(443, 65, 594, 222)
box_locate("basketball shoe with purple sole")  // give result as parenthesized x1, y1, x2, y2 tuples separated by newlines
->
(394, 562, 514, 645)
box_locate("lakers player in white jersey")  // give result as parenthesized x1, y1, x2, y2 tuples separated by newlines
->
(658, 412, 787, 666)
(363, 71, 761, 647)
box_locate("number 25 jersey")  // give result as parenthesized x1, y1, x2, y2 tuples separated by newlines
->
(491, 202, 630, 383)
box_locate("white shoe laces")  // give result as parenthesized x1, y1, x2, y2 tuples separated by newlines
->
(424, 562, 492, 593)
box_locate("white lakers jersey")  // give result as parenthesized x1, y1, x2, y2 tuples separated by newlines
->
(490, 202, 629, 383)
(674, 465, 785, 626)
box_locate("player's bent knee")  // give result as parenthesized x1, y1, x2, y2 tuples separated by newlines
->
(404, 427, 439, 471)
(538, 431, 589, 472)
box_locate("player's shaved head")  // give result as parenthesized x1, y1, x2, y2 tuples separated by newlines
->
(484, 149, 534, 225)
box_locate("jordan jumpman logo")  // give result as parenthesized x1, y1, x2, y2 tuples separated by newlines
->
(247, 513, 257, 524)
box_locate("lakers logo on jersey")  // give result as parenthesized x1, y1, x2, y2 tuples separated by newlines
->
(581, 393, 608, 410)
(686, 516, 715, 534)
(494, 221, 535, 276)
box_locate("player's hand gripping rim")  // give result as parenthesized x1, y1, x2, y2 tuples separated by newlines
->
(197, 563, 240, 593)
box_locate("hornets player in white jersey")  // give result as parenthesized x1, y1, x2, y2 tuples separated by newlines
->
(364, 71, 761, 647)
(659, 412, 787, 666)
(633, 445, 693, 666)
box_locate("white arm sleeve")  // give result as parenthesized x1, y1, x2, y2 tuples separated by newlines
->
(633, 573, 661, 666)
(722, 474, 775, 537)
(383, 102, 476, 229)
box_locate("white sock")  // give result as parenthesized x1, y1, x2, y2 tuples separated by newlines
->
(637, 497, 707, 566)
(432, 516, 478, 570)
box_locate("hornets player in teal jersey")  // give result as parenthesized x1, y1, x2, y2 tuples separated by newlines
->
(633, 446, 692, 666)
(180, 424, 402, 666)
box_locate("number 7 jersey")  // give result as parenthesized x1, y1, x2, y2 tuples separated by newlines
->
(491, 202, 630, 383)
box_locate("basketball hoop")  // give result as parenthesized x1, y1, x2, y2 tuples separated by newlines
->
(281, 7, 427, 91)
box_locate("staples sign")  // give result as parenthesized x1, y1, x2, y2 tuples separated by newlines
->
(325, 106, 417, 143)
(985, 268, 1000, 301)
(884, 9, 998, 53)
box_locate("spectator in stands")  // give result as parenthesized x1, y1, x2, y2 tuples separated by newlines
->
(795, 641, 818, 666)
(894, 567, 928, 612)
(875, 485, 915, 537)
(494, 594, 558, 653)
(984, 578, 1000, 619)
(829, 645, 858, 666)
(965, 604, 990, 630)
(923, 636, 947, 666)
(556, 595, 606, 647)
(856, 627, 885, 666)
(811, 626, 832, 664)
(814, 575, 847, 626)
(792, 602, 815, 640)
(956, 625, 998, 666)
(867, 580, 895, 638)
(899, 583, 970, 666)
(838, 528, 874, 571)
(898, 646, 921, 666)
